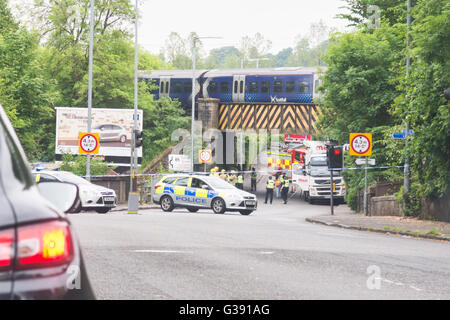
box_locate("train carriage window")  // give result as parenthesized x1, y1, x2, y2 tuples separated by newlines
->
(286, 81, 295, 93)
(299, 81, 310, 93)
(208, 81, 218, 93)
(234, 81, 238, 94)
(248, 81, 258, 93)
(220, 82, 229, 93)
(173, 82, 182, 93)
(274, 80, 283, 93)
(160, 81, 164, 93)
(165, 81, 169, 94)
(239, 81, 244, 94)
(184, 81, 192, 93)
(261, 81, 270, 93)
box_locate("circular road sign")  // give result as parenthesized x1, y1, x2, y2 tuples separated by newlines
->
(199, 149, 212, 163)
(79, 133, 99, 154)
(350, 133, 372, 156)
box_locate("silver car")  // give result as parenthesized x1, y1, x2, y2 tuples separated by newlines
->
(93, 124, 128, 143)
(152, 174, 257, 215)
(32, 170, 117, 214)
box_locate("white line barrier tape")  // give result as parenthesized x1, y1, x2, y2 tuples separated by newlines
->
(80, 166, 405, 179)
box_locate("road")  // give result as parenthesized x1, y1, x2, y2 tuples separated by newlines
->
(69, 191, 450, 300)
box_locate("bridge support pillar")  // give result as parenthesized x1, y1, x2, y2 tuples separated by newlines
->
(197, 98, 220, 130)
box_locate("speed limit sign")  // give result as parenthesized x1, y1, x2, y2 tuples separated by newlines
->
(199, 149, 212, 164)
(78, 132, 100, 155)
(349, 133, 372, 156)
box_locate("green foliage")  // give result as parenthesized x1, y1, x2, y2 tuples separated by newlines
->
(391, 0, 450, 206)
(59, 152, 112, 176)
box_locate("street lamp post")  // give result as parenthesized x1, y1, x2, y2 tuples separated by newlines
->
(86, 0, 95, 181)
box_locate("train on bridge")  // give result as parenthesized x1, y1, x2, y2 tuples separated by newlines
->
(139, 67, 324, 112)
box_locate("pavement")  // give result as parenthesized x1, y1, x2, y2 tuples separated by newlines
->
(305, 205, 450, 241)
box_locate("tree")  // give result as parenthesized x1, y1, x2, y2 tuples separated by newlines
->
(391, 0, 450, 208)
(0, 0, 56, 160)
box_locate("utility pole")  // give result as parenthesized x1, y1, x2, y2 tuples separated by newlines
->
(404, 0, 412, 193)
(86, 0, 95, 181)
(128, 0, 139, 214)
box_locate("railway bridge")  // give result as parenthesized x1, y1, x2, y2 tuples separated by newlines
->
(198, 98, 322, 134)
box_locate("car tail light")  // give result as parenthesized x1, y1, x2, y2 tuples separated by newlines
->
(0, 229, 14, 271)
(17, 220, 74, 270)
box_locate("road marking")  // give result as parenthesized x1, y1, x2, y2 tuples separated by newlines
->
(131, 249, 193, 254)
(259, 251, 274, 255)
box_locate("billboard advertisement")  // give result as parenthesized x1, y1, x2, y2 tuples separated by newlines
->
(55, 107, 143, 165)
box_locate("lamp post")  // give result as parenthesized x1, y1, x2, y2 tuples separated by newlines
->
(404, 0, 412, 194)
(190, 36, 221, 172)
(86, 0, 95, 181)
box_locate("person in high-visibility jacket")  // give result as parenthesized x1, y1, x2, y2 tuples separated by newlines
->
(277, 173, 284, 198)
(265, 176, 275, 204)
(213, 167, 220, 177)
(281, 178, 290, 204)
(219, 169, 227, 181)
(228, 171, 237, 186)
(236, 173, 244, 190)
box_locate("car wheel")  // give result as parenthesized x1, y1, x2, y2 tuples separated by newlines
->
(120, 135, 126, 143)
(211, 198, 226, 214)
(187, 208, 199, 213)
(239, 210, 253, 215)
(95, 207, 110, 214)
(160, 195, 174, 212)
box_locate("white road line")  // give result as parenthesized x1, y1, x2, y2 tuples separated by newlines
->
(259, 251, 274, 255)
(132, 249, 193, 254)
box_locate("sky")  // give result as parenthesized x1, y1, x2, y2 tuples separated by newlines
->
(139, 0, 352, 56)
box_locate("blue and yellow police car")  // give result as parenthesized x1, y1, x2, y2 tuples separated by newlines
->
(152, 174, 257, 215)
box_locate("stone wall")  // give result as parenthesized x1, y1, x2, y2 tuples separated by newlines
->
(421, 189, 450, 222)
(369, 196, 403, 217)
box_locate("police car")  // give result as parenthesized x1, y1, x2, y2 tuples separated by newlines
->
(32, 170, 117, 214)
(153, 174, 257, 215)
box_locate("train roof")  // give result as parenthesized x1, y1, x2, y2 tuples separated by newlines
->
(139, 67, 327, 79)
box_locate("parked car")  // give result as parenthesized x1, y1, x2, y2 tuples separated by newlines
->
(153, 174, 258, 215)
(93, 124, 128, 143)
(0, 104, 95, 299)
(32, 171, 117, 214)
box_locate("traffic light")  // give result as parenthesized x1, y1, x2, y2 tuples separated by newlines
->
(328, 146, 343, 169)
(134, 130, 143, 148)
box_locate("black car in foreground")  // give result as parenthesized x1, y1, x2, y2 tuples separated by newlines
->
(0, 104, 95, 300)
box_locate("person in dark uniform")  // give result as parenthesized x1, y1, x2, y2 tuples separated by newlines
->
(281, 178, 290, 204)
(250, 167, 257, 191)
(265, 176, 275, 204)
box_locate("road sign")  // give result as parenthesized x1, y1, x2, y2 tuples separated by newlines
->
(78, 132, 99, 155)
(392, 132, 405, 139)
(349, 133, 372, 156)
(168, 154, 190, 171)
(355, 158, 375, 165)
(199, 150, 212, 164)
(402, 129, 414, 136)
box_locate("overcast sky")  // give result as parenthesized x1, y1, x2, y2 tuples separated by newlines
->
(139, 0, 352, 56)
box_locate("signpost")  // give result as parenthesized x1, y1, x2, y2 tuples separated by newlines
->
(355, 158, 375, 166)
(350, 133, 373, 216)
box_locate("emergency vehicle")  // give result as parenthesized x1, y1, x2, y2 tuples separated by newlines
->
(292, 141, 346, 204)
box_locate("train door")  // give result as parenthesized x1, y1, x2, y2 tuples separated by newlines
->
(159, 77, 171, 98)
(232, 75, 245, 102)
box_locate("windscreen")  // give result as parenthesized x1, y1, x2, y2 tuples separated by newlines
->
(201, 176, 235, 189)
(52, 172, 90, 185)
